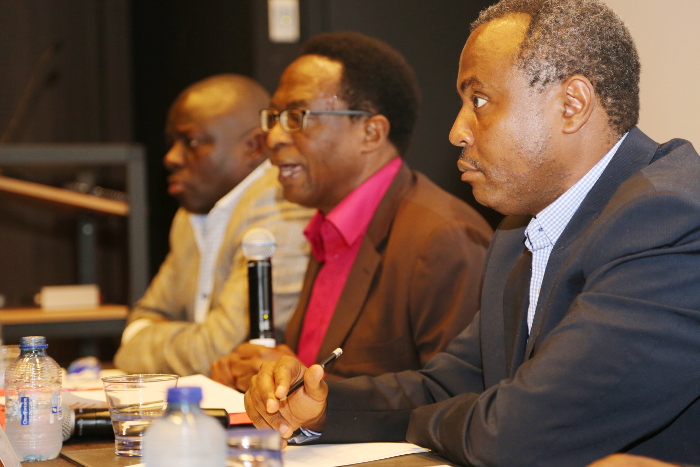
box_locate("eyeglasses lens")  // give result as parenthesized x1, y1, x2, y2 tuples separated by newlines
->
(283, 110, 304, 132)
(261, 109, 309, 133)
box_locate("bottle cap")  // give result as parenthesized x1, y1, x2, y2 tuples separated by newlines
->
(19, 336, 48, 350)
(167, 386, 203, 404)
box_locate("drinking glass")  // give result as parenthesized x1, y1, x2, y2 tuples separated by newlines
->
(226, 428, 283, 467)
(102, 374, 178, 457)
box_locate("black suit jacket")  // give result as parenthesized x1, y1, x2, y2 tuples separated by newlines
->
(322, 128, 700, 467)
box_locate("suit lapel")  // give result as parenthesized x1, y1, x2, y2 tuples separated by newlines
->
(313, 164, 414, 361)
(503, 249, 533, 377)
(525, 127, 660, 355)
(480, 215, 529, 387)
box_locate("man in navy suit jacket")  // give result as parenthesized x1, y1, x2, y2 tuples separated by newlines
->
(244, 0, 700, 466)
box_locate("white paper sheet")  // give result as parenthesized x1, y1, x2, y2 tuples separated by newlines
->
(283, 442, 429, 467)
(129, 442, 428, 467)
(61, 390, 109, 408)
(178, 374, 245, 414)
(61, 373, 246, 414)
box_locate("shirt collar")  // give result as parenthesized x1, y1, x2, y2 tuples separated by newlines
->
(212, 159, 270, 214)
(305, 157, 402, 261)
(525, 133, 628, 251)
(189, 159, 271, 242)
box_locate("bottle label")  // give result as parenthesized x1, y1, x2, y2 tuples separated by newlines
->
(51, 391, 61, 423)
(20, 395, 30, 425)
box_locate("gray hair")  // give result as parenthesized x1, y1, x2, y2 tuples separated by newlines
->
(473, 0, 640, 137)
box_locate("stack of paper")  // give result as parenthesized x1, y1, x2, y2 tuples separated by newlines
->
(62, 373, 249, 423)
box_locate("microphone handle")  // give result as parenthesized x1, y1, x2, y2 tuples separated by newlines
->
(248, 259, 275, 341)
(63, 407, 231, 441)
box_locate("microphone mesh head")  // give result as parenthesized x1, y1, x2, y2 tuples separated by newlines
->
(62, 405, 75, 441)
(242, 228, 277, 260)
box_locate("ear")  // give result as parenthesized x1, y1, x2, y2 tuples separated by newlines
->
(243, 128, 270, 166)
(561, 75, 595, 134)
(361, 114, 391, 152)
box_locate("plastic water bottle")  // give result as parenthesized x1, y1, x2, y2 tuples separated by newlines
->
(5, 336, 63, 461)
(143, 386, 226, 467)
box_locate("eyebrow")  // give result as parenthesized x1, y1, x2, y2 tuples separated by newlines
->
(270, 99, 308, 110)
(459, 76, 484, 93)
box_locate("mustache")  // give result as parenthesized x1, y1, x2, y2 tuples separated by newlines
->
(459, 148, 479, 169)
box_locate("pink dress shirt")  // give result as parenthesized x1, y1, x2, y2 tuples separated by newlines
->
(296, 157, 402, 366)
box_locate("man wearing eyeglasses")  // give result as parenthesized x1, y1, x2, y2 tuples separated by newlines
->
(210, 33, 493, 392)
(114, 74, 313, 376)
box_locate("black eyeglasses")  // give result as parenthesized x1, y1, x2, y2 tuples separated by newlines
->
(260, 108, 373, 133)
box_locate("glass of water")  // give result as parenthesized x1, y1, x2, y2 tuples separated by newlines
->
(102, 374, 178, 457)
(226, 428, 283, 467)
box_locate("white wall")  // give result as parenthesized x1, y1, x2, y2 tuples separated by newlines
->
(603, 0, 700, 146)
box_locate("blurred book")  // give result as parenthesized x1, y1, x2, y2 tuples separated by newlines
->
(38, 284, 100, 310)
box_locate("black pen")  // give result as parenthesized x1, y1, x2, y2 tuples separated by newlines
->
(281, 348, 343, 400)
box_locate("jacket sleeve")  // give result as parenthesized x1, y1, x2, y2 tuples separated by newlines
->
(408, 218, 490, 366)
(114, 200, 311, 376)
(405, 189, 700, 466)
(321, 313, 486, 443)
(321, 185, 700, 467)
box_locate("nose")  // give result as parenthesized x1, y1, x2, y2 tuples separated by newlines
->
(163, 141, 185, 171)
(449, 108, 475, 148)
(265, 119, 293, 151)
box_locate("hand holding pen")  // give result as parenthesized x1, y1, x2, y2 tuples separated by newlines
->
(280, 348, 343, 401)
(244, 350, 339, 438)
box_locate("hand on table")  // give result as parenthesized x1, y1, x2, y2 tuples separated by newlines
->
(210, 343, 295, 392)
(587, 454, 684, 467)
(244, 355, 328, 439)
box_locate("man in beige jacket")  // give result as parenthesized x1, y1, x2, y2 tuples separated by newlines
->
(114, 74, 312, 376)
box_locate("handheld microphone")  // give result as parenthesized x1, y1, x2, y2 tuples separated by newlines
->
(61, 406, 115, 442)
(242, 228, 277, 348)
(61, 406, 231, 441)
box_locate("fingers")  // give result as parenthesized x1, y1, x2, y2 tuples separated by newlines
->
(234, 373, 252, 392)
(210, 355, 237, 388)
(236, 342, 261, 358)
(245, 357, 297, 419)
(271, 356, 301, 402)
(243, 386, 280, 431)
(245, 372, 289, 433)
(275, 344, 296, 357)
(276, 364, 328, 434)
(244, 356, 308, 437)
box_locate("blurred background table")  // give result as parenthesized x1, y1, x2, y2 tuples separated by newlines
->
(0, 305, 127, 365)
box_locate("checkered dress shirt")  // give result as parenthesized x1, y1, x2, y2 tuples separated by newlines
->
(524, 134, 627, 332)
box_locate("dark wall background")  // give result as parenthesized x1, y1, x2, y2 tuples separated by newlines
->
(0, 1, 133, 313)
(131, 1, 256, 277)
(135, 0, 501, 277)
(1, 0, 501, 307)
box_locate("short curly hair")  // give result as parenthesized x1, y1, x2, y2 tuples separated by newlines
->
(301, 32, 421, 155)
(472, 0, 640, 137)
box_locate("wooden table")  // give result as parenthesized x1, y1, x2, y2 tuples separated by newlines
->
(24, 440, 138, 467)
(24, 439, 458, 467)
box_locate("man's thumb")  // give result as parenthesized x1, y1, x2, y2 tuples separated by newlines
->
(303, 364, 327, 398)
